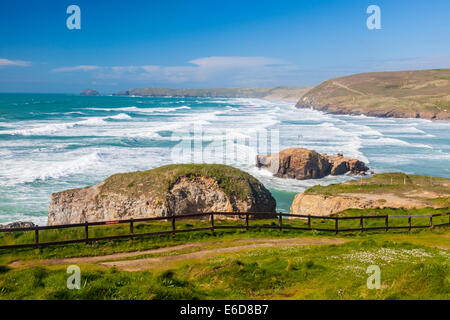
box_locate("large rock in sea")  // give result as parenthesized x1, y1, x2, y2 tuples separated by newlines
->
(47, 164, 276, 225)
(256, 148, 369, 180)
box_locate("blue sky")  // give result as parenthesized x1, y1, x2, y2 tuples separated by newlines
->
(1, 0, 449, 93)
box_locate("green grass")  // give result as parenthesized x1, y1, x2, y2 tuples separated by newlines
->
(0, 218, 334, 264)
(0, 208, 449, 300)
(0, 227, 448, 300)
(305, 173, 449, 196)
(1, 206, 449, 264)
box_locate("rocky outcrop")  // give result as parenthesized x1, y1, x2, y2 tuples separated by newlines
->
(256, 148, 369, 180)
(80, 88, 100, 96)
(326, 153, 370, 176)
(0, 221, 36, 229)
(290, 194, 385, 216)
(48, 164, 276, 225)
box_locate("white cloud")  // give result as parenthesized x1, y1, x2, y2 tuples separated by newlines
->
(379, 56, 450, 70)
(0, 58, 31, 67)
(51, 56, 302, 86)
(189, 56, 285, 69)
(52, 65, 100, 72)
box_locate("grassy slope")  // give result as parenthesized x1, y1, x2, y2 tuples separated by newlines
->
(296, 69, 450, 120)
(0, 214, 449, 300)
(304, 172, 450, 208)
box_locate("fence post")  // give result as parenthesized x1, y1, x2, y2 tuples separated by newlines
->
(408, 216, 412, 231)
(172, 216, 176, 237)
(278, 213, 283, 232)
(385, 216, 388, 232)
(360, 217, 364, 232)
(335, 218, 338, 235)
(429, 216, 433, 227)
(245, 213, 249, 231)
(130, 218, 134, 241)
(210, 213, 215, 235)
(85, 221, 89, 244)
(34, 226, 39, 248)
(308, 215, 311, 230)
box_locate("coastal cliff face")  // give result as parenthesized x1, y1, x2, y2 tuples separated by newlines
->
(296, 69, 450, 121)
(48, 164, 276, 225)
(290, 173, 450, 216)
(256, 148, 369, 180)
(290, 194, 383, 216)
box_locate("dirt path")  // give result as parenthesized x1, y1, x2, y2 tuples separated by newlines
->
(332, 81, 367, 96)
(100, 237, 347, 271)
(9, 241, 216, 268)
(9, 237, 347, 270)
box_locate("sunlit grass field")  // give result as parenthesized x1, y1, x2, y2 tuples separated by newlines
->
(0, 207, 449, 300)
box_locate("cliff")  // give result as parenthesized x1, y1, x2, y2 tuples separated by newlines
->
(47, 164, 276, 225)
(296, 69, 450, 121)
(256, 148, 369, 180)
(291, 173, 450, 216)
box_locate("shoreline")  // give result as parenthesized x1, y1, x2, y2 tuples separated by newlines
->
(295, 102, 450, 122)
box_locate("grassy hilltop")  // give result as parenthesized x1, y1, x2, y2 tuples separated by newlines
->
(305, 173, 450, 209)
(64, 164, 267, 203)
(296, 69, 450, 120)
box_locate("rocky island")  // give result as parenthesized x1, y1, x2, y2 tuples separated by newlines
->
(291, 173, 450, 216)
(48, 164, 276, 225)
(80, 88, 100, 96)
(256, 148, 369, 180)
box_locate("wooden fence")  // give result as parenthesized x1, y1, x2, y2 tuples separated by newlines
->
(0, 211, 449, 250)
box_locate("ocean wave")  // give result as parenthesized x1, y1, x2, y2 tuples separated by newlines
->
(1, 151, 104, 185)
(107, 113, 132, 120)
(0, 212, 48, 227)
(0, 113, 133, 136)
(86, 106, 191, 113)
(362, 137, 433, 149)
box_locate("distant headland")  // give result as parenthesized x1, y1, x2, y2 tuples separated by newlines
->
(114, 87, 311, 102)
(296, 68, 450, 121)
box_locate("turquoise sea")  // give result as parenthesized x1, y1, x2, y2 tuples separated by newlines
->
(0, 93, 449, 225)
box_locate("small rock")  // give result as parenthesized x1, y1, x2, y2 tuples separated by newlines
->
(0, 221, 36, 229)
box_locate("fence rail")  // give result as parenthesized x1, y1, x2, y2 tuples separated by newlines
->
(0, 211, 449, 250)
